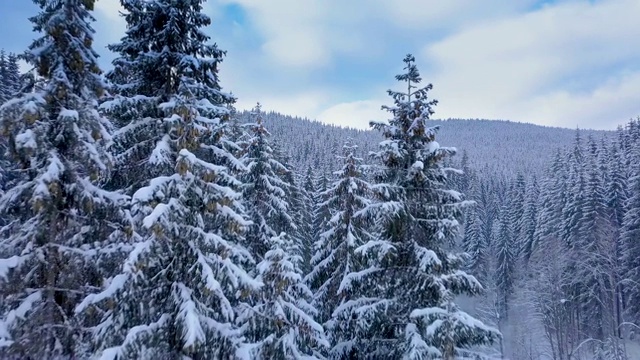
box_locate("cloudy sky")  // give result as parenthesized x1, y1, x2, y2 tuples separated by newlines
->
(1, 0, 639, 130)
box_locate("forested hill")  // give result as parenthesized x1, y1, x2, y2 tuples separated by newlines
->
(241, 110, 613, 176)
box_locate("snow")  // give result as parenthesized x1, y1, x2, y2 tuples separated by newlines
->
(14, 129, 37, 150)
(142, 201, 172, 229)
(337, 267, 380, 294)
(58, 108, 79, 120)
(428, 141, 440, 153)
(414, 244, 443, 271)
(0, 255, 26, 280)
(3, 291, 42, 330)
(33, 153, 64, 199)
(98, 314, 170, 360)
(75, 274, 128, 314)
(175, 283, 205, 348)
(149, 134, 172, 165)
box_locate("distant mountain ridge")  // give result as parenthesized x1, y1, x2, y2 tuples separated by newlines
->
(238, 111, 614, 177)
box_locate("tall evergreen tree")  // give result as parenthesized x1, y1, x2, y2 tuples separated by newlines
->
(576, 142, 615, 340)
(312, 170, 332, 240)
(0, 0, 129, 358)
(356, 54, 498, 358)
(494, 206, 515, 322)
(519, 175, 539, 264)
(0, 50, 9, 104)
(562, 130, 586, 248)
(241, 231, 328, 359)
(507, 173, 526, 256)
(100, 0, 214, 193)
(75, 1, 260, 358)
(306, 141, 374, 358)
(297, 166, 316, 272)
(534, 150, 567, 249)
(5, 54, 21, 97)
(606, 140, 627, 334)
(462, 206, 488, 283)
(239, 103, 295, 259)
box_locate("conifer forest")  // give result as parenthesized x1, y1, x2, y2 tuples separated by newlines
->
(1, 1, 639, 359)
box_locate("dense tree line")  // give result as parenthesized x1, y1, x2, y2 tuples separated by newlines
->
(0, 1, 497, 359)
(460, 122, 640, 359)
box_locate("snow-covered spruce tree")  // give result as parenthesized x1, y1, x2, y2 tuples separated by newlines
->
(241, 230, 328, 359)
(507, 173, 526, 257)
(358, 54, 499, 359)
(312, 170, 332, 240)
(576, 139, 616, 340)
(239, 103, 295, 259)
(306, 141, 374, 358)
(5, 54, 21, 98)
(562, 130, 587, 248)
(0, 51, 25, 107)
(0, 0, 130, 358)
(74, 1, 260, 359)
(0, 50, 9, 104)
(493, 206, 515, 322)
(462, 206, 488, 283)
(280, 158, 314, 274)
(296, 166, 317, 273)
(519, 175, 539, 264)
(606, 140, 627, 336)
(99, 0, 185, 193)
(533, 149, 568, 252)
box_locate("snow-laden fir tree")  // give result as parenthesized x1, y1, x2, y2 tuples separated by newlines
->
(296, 166, 317, 273)
(493, 206, 515, 322)
(281, 158, 314, 274)
(237, 108, 327, 357)
(74, 1, 260, 358)
(4, 54, 21, 99)
(239, 103, 295, 259)
(519, 175, 539, 264)
(462, 206, 488, 283)
(0, 0, 130, 358)
(306, 141, 374, 358)
(507, 174, 526, 257)
(562, 131, 587, 248)
(312, 170, 333, 244)
(357, 54, 499, 359)
(606, 140, 627, 336)
(576, 138, 615, 340)
(0, 50, 10, 104)
(533, 150, 567, 250)
(100, 0, 215, 193)
(241, 230, 328, 359)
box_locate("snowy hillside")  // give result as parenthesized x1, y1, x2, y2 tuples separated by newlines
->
(245, 111, 613, 176)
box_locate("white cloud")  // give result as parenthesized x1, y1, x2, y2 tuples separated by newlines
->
(516, 70, 640, 130)
(421, 0, 640, 128)
(372, 0, 537, 31)
(82, 0, 640, 130)
(219, 0, 333, 68)
(316, 100, 388, 130)
(218, 0, 530, 71)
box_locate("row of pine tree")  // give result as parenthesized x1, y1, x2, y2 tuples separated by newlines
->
(0, 1, 498, 359)
(460, 122, 640, 359)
